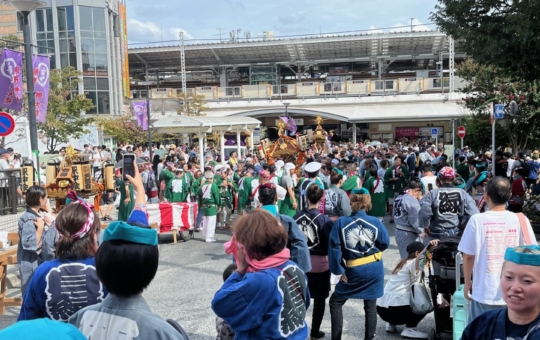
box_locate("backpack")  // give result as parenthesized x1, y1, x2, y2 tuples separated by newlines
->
(295, 212, 323, 249)
(522, 159, 531, 178)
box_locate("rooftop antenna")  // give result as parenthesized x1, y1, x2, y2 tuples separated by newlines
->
(215, 28, 227, 42)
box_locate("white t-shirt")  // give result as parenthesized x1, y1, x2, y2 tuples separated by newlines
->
(420, 176, 438, 192)
(507, 159, 515, 177)
(458, 211, 538, 305)
(91, 152, 102, 167)
(377, 259, 421, 308)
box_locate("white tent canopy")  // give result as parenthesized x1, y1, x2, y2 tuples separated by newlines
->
(152, 116, 261, 169)
(152, 116, 261, 134)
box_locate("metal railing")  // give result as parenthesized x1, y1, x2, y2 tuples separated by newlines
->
(0, 169, 25, 216)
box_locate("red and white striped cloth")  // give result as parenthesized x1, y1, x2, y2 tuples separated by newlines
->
(146, 202, 198, 233)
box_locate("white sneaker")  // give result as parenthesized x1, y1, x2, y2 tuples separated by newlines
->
(386, 323, 397, 333)
(217, 222, 222, 227)
(401, 327, 428, 339)
(205, 238, 217, 243)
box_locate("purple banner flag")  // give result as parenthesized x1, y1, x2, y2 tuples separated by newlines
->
(280, 116, 297, 135)
(0, 49, 24, 111)
(33, 55, 50, 123)
(132, 101, 149, 131)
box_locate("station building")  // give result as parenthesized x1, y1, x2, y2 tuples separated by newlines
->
(128, 30, 467, 145)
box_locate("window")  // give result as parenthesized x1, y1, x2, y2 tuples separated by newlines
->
(80, 6, 108, 76)
(17, 12, 23, 32)
(35, 8, 55, 69)
(80, 6, 109, 114)
(58, 6, 76, 69)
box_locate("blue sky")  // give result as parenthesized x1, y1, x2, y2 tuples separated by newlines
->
(126, 0, 440, 46)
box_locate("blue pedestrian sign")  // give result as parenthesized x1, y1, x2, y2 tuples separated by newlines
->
(431, 128, 438, 139)
(494, 104, 504, 119)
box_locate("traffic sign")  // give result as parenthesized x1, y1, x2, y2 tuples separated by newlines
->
(431, 128, 438, 139)
(494, 104, 504, 119)
(458, 126, 466, 139)
(0, 112, 15, 137)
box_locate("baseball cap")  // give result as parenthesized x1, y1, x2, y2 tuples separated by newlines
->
(0, 149, 8, 156)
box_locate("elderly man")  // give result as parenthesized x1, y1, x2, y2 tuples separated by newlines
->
(458, 177, 537, 323)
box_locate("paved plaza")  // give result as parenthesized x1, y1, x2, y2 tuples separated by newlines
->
(0, 215, 442, 339)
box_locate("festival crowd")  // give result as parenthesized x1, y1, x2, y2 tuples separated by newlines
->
(1, 138, 540, 340)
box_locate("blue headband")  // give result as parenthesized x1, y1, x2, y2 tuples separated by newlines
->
(332, 167, 344, 176)
(351, 187, 369, 195)
(475, 163, 487, 169)
(103, 220, 158, 246)
(474, 171, 489, 187)
(505, 246, 540, 266)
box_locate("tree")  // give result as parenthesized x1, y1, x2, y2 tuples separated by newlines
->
(431, 0, 540, 82)
(0, 35, 25, 149)
(95, 115, 171, 147)
(38, 67, 94, 152)
(456, 59, 540, 152)
(175, 92, 208, 116)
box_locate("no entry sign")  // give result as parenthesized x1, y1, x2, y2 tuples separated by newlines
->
(0, 112, 15, 137)
(458, 126, 466, 139)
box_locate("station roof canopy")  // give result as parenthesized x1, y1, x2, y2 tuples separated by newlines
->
(129, 30, 463, 72)
(152, 115, 262, 134)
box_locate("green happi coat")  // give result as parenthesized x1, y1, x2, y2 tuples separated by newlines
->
(170, 175, 189, 203)
(238, 176, 253, 211)
(198, 182, 222, 216)
(384, 165, 410, 197)
(279, 174, 297, 218)
(219, 179, 237, 210)
(363, 176, 387, 218)
(191, 177, 203, 197)
(340, 175, 361, 193)
(160, 169, 175, 201)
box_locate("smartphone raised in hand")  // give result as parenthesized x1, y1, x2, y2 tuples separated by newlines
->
(122, 153, 136, 181)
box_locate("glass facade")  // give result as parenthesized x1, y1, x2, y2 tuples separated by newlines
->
(32, 1, 121, 115)
(35, 8, 56, 69)
(80, 6, 109, 114)
(57, 6, 76, 69)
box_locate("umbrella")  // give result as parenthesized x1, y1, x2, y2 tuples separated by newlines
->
(114, 157, 147, 169)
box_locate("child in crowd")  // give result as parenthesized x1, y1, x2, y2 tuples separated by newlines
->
(215, 264, 236, 340)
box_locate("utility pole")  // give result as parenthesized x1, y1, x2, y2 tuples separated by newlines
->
(179, 31, 187, 114)
(216, 28, 227, 42)
(411, 18, 415, 32)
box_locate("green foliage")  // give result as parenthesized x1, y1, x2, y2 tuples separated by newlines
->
(456, 59, 540, 152)
(38, 67, 94, 152)
(95, 114, 170, 146)
(175, 92, 208, 116)
(0, 34, 23, 51)
(431, 0, 540, 82)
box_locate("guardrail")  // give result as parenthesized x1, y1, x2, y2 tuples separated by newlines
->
(181, 76, 462, 100)
(0, 169, 25, 216)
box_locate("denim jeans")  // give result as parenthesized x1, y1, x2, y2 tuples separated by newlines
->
(329, 294, 377, 340)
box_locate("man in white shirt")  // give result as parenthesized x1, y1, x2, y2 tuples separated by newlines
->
(419, 163, 438, 193)
(458, 176, 537, 324)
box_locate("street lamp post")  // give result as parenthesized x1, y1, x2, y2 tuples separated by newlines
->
(3, 0, 45, 183)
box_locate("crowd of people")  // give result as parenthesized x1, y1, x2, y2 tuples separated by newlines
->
(2, 138, 540, 339)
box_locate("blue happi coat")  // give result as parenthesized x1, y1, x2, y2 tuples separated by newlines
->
(212, 261, 310, 340)
(461, 308, 540, 340)
(328, 210, 390, 300)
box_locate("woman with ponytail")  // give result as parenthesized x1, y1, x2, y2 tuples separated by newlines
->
(18, 198, 107, 322)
